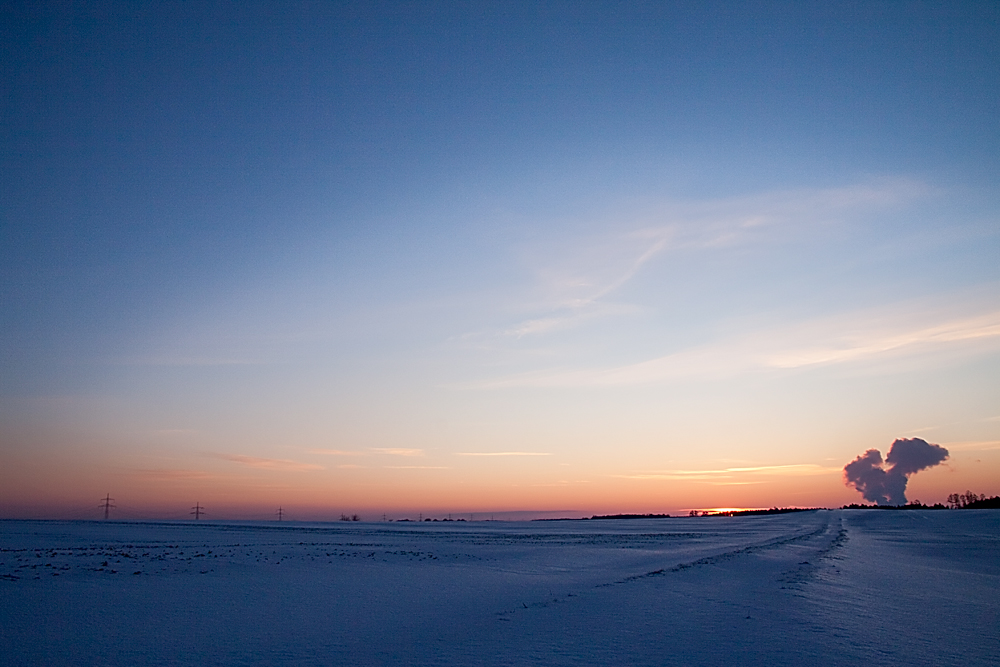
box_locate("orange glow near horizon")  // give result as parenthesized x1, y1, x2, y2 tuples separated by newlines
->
(2, 457, 984, 520)
(3, 424, 997, 520)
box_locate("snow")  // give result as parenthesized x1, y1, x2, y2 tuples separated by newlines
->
(2, 511, 997, 665)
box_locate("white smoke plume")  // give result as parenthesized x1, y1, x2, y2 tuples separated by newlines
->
(843, 438, 949, 505)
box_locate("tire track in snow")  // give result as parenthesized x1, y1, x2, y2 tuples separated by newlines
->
(778, 514, 848, 591)
(497, 511, 840, 618)
(615, 510, 838, 582)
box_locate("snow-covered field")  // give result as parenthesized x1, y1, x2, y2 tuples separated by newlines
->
(2, 510, 997, 666)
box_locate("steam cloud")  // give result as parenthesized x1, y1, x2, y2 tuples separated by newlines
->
(843, 438, 949, 505)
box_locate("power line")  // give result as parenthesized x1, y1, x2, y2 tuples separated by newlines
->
(98, 494, 116, 520)
(191, 502, 205, 520)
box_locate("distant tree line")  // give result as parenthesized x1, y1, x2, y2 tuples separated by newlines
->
(589, 513, 672, 520)
(703, 507, 821, 517)
(947, 491, 1000, 509)
(842, 491, 1000, 510)
(841, 501, 946, 510)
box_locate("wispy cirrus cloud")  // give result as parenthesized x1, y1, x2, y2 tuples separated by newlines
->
(539, 178, 920, 306)
(309, 448, 433, 462)
(466, 297, 1000, 388)
(218, 454, 324, 471)
(484, 178, 931, 343)
(131, 468, 217, 481)
(117, 356, 257, 366)
(371, 448, 424, 457)
(616, 463, 840, 481)
(150, 429, 199, 436)
(498, 302, 640, 339)
(938, 440, 1000, 452)
(764, 312, 1000, 369)
(455, 451, 552, 456)
(384, 465, 450, 470)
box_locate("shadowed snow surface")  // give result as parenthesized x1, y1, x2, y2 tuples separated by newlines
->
(1, 511, 997, 665)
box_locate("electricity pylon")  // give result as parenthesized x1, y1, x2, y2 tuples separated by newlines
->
(276, 506, 284, 521)
(191, 502, 205, 520)
(99, 494, 116, 520)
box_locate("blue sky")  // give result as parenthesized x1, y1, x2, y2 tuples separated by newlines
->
(2, 1, 999, 517)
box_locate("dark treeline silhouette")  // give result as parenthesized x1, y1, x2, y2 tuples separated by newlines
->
(948, 491, 1000, 509)
(843, 492, 999, 510)
(962, 496, 1000, 509)
(842, 501, 947, 510)
(535, 513, 672, 521)
(707, 507, 822, 517)
(589, 513, 672, 520)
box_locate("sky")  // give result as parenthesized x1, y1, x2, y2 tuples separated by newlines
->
(2, 1, 999, 520)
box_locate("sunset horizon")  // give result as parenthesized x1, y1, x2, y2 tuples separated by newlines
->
(3, 2, 998, 529)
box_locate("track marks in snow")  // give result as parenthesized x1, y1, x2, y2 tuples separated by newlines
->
(495, 511, 841, 619)
(778, 515, 848, 591)
(597, 511, 839, 585)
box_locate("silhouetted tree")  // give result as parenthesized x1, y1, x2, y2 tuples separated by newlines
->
(963, 495, 1000, 509)
(948, 491, 992, 508)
